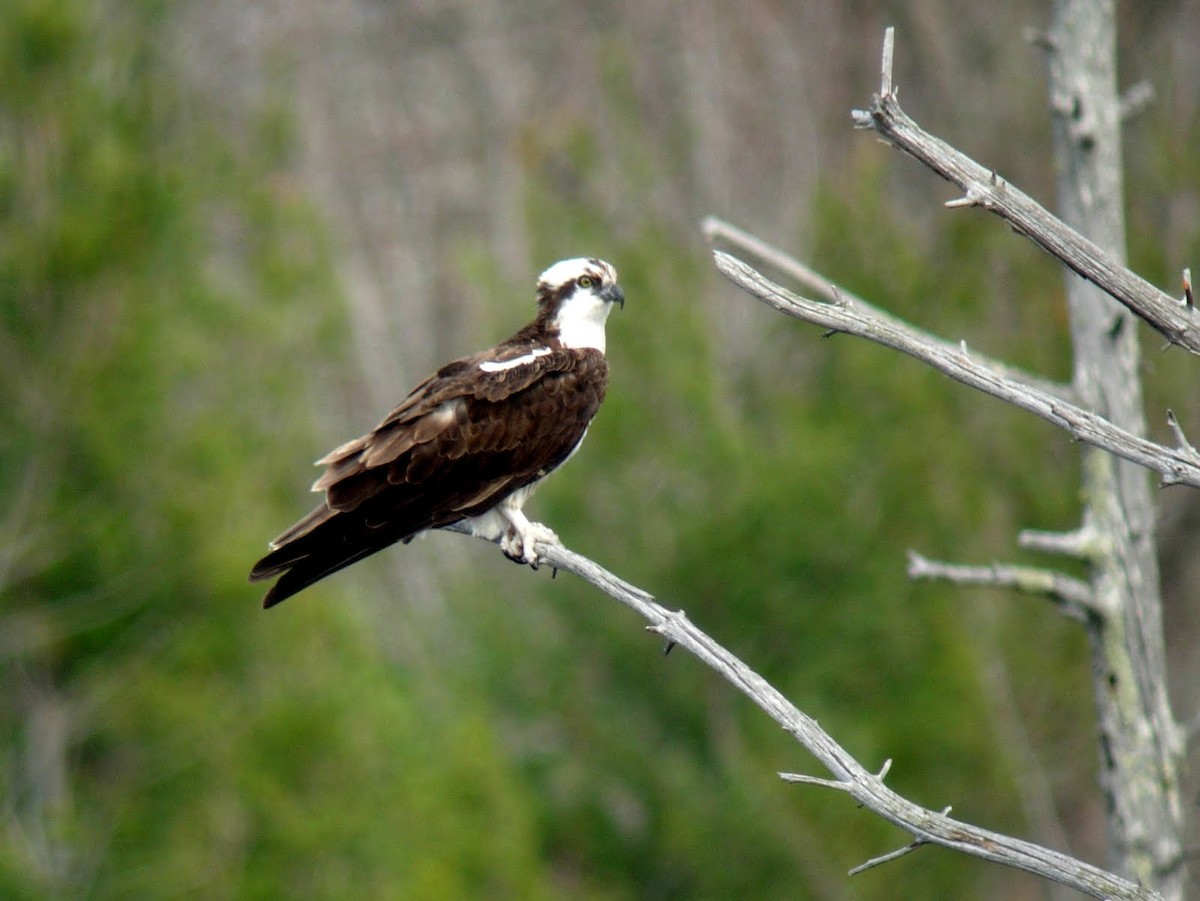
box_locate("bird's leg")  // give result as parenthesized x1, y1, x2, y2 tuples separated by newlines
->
(497, 503, 559, 568)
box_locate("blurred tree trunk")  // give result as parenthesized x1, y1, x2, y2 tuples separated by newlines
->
(1045, 1, 1185, 895)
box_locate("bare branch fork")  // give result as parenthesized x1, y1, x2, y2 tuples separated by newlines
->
(852, 28, 1200, 355)
(445, 525, 1156, 901)
(703, 223, 1200, 492)
(710, 248, 1200, 490)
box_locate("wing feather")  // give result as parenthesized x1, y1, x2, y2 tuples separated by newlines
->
(360, 400, 462, 469)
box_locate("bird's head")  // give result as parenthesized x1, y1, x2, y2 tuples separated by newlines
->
(536, 257, 624, 352)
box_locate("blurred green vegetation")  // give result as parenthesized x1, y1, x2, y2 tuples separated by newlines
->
(2, 1, 1196, 900)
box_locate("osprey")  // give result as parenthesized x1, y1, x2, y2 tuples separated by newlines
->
(249, 257, 624, 608)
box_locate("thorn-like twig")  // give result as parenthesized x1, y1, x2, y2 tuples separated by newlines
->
(1118, 80, 1155, 122)
(1166, 410, 1199, 459)
(849, 839, 928, 876)
(781, 758, 893, 794)
(880, 26, 896, 97)
(944, 193, 979, 209)
(1159, 408, 1200, 483)
(1183, 268, 1193, 310)
(779, 772, 851, 791)
(849, 806, 954, 876)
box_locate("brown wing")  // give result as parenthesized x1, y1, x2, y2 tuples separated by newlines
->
(249, 347, 608, 607)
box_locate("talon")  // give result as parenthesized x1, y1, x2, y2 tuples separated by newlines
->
(498, 521, 558, 568)
(500, 529, 527, 563)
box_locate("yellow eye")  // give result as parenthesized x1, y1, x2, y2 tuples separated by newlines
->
(577, 275, 593, 289)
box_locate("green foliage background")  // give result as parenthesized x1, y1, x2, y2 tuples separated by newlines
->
(2, 1, 1197, 899)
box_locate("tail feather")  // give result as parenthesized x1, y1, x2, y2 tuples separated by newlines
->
(259, 542, 385, 609)
(269, 504, 337, 551)
(249, 501, 440, 608)
(248, 506, 330, 582)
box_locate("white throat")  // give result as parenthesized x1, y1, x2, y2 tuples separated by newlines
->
(551, 290, 613, 352)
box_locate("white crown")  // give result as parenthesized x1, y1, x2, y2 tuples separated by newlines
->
(537, 257, 617, 289)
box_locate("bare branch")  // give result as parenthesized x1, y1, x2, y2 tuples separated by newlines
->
(778, 772, 850, 792)
(702, 215, 1075, 403)
(781, 757, 892, 792)
(944, 193, 980, 209)
(1118, 80, 1155, 122)
(1017, 523, 1104, 560)
(850, 33, 1200, 355)
(1160, 408, 1200, 488)
(907, 550, 1097, 621)
(1166, 410, 1198, 459)
(443, 524, 1160, 901)
(878, 24, 895, 97)
(849, 838, 928, 876)
(713, 251, 1200, 490)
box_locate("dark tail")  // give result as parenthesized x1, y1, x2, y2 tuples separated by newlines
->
(249, 505, 423, 608)
(253, 541, 387, 608)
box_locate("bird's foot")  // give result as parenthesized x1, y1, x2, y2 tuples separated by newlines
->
(500, 521, 559, 568)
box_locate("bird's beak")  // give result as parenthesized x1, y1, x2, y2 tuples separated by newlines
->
(601, 284, 625, 309)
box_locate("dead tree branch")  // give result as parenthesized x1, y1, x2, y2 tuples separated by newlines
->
(906, 550, 1097, 622)
(850, 28, 1200, 355)
(444, 525, 1158, 901)
(702, 215, 1076, 404)
(712, 251, 1200, 489)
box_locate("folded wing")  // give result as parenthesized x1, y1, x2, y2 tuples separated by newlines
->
(249, 346, 607, 607)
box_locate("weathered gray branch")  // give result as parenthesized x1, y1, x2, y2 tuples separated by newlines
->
(702, 215, 1076, 404)
(906, 550, 1097, 622)
(850, 28, 1200, 355)
(1117, 80, 1155, 122)
(1018, 521, 1102, 560)
(713, 251, 1200, 489)
(444, 526, 1159, 900)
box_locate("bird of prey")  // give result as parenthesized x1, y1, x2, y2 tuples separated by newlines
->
(249, 257, 624, 608)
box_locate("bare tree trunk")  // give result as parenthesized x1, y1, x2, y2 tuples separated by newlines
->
(703, 15, 1196, 895)
(1044, 1, 1185, 895)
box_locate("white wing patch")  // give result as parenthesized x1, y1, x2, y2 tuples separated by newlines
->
(479, 347, 552, 372)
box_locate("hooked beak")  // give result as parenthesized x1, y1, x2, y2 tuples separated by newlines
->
(600, 283, 625, 309)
